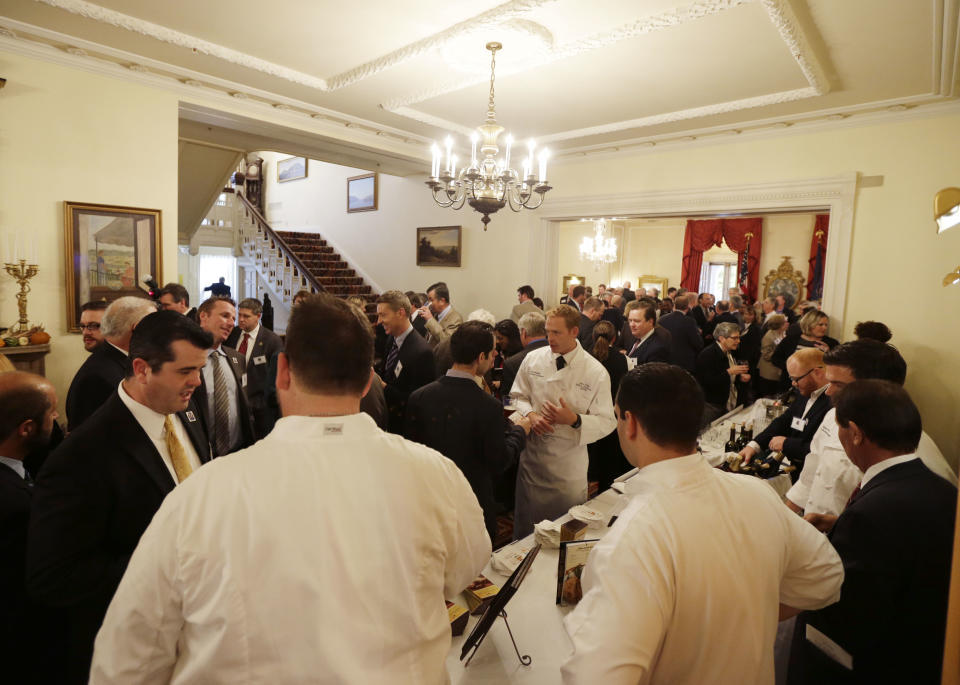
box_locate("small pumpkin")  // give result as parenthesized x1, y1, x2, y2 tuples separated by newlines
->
(18, 336, 29, 347)
(30, 331, 51, 344)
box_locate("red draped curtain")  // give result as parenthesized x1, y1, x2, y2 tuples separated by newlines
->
(806, 214, 829, 300)
(680, 219, 723, 291)
(723, 217, 763, 304)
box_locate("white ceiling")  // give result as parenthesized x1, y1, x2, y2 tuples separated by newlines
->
(1, 0, 957, 157)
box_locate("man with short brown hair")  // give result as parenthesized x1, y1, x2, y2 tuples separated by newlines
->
(196, 297, 255, 455)
(509, 305, 616, 538)
(376, 290, 435, 433)
(225, 298, 284, 438)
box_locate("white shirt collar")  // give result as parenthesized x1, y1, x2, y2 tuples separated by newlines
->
(107, 340, 129, 357)
(0, 456, 25, 479)
(638, 328, 655, 345)
(242, 324, 259, 342)
(117, 380, 168, 441)
(860, 453, 919, 489)
(393, 323, 414, 348)
(625, 453, 708, 494)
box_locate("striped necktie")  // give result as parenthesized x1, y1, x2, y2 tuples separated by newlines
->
(385, 340, 400, 379)
(210, 352, 232, 456)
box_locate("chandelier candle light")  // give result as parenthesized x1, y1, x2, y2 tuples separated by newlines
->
(579, 218, 618, 269)
(427, 42, 552, 229)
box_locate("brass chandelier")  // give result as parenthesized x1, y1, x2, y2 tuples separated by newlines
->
(426, 42, 552, 229)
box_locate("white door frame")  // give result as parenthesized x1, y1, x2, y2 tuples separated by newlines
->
(526, 173, 858, 334)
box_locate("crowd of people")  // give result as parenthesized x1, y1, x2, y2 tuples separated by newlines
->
(0, 277, 955, 683)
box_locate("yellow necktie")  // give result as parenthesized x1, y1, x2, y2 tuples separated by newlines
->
(164, 415, 194, 483)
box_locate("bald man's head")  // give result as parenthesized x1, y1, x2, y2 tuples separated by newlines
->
(0, 372, 58, 456)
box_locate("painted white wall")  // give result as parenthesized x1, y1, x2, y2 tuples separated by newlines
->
(547, 111, 960, 466)
(258, 151, 531, 321)
(0, 50, 178, 410)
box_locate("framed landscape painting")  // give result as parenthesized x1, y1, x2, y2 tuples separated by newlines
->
(417, 226, 461, 267)
(63, 201, 161, 332)
(347, 173, 378, 212)
(277, 156, 307, 183)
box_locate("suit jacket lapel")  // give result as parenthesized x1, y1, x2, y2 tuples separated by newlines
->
(178, 398, 211, 464)
(110, 396, 176, 496)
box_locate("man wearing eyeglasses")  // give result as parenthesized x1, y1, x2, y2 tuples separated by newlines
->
(79, 301, 108, 352)
(739, 348, 830, 480)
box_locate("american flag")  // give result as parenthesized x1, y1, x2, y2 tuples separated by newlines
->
(738, 233, 752, 293)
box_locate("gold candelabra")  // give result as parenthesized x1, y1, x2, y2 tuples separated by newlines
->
(4, 259, 39, 334)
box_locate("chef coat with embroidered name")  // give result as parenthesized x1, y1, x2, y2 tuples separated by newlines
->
(509, 341, 616, 538)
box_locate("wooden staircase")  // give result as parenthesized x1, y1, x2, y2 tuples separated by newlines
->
(232, 190, 379, 321)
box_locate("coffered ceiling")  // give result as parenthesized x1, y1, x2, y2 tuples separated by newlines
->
(1, 0, 957, 159)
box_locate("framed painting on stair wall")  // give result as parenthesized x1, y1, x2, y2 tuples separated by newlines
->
(417, 226, 461, 267)
(347, 173, 378, 213)
(63, 201, 162, 333)
(277, 156, 307, 183)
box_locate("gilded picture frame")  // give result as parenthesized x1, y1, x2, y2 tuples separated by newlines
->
(638, 275, 668, 296)
(416, 226, 461, 267)
(63, 201, 162, 333)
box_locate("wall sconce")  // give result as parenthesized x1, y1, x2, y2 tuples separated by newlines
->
(935, 188, 960, 286)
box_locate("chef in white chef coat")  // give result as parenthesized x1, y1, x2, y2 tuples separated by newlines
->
(510, 305, 616, 539)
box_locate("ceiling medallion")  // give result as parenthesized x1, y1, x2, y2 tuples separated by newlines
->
(427, 42, 552, 230)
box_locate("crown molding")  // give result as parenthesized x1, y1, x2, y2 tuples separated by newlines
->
(31, 0, 330, 89)
(0, 24, 430, 158)
(549, 97, 960, 164)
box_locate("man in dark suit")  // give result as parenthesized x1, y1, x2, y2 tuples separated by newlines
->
(158, 282, 198, 321)
(688, 292, 717, 342)
(0, 373, 61, 685)
(713, 300, 738, 327)
(739, 348, 829, 476)
(600, 293, 624, 332)
(625, 300, 670, 365)
(196, 297, 256, 455)
(502, 311, 548, 398)
(620, 281, 636, 303)
(775, 293, 797, 324)
(788, 380, 957, 684)
(65, 296, 157, 431)
(658, 292, 703, 372)
(375, 290, 436, 433)
(404, 321, 530, 542)
(577, 297, 604, 349)
(225, 298, 284, 438)
(695, 322, 750, 420)
(27, 312, 213, 684)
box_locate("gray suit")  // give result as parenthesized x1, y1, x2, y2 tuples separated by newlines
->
(510, 300, 541, 323)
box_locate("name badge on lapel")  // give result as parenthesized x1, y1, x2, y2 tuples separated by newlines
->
(230, 356, 240, 365)
(185, 411, 197, 422)
(394, 361, 404, 377)
(253, 355, 267, 365)
(791, 416, 808, 431)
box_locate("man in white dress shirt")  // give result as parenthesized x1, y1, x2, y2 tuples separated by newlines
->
(90, 295, 491, 685)
(561, 363, 844, 684)
(510, 305, 616, 539)
(786, 339, 956, 531)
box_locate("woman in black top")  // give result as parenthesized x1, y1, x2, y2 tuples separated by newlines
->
(586, 321, 631, 492)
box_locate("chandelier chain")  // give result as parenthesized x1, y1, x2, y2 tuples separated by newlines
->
(488, 46, 497, 118)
